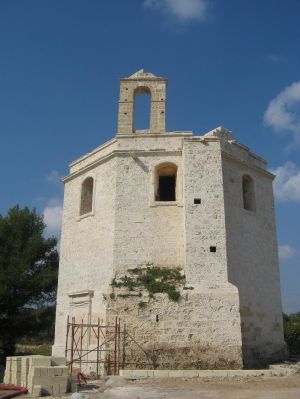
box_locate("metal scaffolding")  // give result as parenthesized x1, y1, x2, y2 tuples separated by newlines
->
(65, 316, 155, 377)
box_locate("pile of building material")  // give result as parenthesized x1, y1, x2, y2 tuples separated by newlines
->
(3, 355, 69, 396)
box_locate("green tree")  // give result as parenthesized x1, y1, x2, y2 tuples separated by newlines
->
(283, 312, 300, 355)
(0, 206, 59, 362)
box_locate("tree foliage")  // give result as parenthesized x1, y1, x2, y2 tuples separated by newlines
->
(0, 206, 59, 361)
(283, 312, 300, 355)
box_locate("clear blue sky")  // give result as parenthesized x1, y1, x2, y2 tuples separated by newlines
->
(0, 0, 299, 313)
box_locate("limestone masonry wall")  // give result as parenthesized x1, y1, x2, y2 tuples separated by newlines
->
(53, 71, 286, 369)
(107, 285, 243, 369)
(113, 152, 184, 269)
(52, 157, 117, 357)
(222, 150, 286, 367)
(183, 138, 228, 284)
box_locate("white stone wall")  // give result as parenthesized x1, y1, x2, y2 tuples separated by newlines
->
(52, 157, 117, 357)
(113, 152, 184, 269)
(222, 148, 286, 366)
(53, 134, 190, 357)
(107, 285, 243, 369)
(53, 124, 285, 368)
(183, 138, 228, 284)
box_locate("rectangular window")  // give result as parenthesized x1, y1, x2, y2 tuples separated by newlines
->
(158, 175, 176, 201)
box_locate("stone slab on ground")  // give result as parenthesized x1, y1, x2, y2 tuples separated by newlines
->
(3, 355, 69, 395)
(120, 366, 296, 379)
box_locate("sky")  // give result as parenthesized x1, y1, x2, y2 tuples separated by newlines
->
(0, 0, 299, 313)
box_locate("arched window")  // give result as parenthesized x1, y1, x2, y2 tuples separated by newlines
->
(242, 175, 255, 212)
(80, 177, 94, 216)
(133, 86, 151, 132)
(155, 163, 177, 202)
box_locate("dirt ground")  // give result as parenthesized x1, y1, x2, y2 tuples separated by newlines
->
(3, 363, 300, 399)
(63, 374, 300, 399)
(3, 374, 300, 399)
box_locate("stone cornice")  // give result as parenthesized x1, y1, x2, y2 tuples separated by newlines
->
(69, 137, 117, 168)
(69, 133, 192, 170)
(120, 77, 167, 82)
(222, 152, 275, 180)
(63, 149, 182, 183)
(183, 136, 269, 176)
(229, 140, 267, 165)
(116, 132, 193, 138)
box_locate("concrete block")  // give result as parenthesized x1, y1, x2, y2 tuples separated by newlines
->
(29, 367, 41, 377)
(183, 370, 199, 378)
(209, 370, 228, 378)
(130, 370, 148, 378)
(119, 369, 131, 378)
(40, 367, 48, 377)
(11, 369, 22, 385)
(29, 356, 51, 368)
(28, 375, 68, 394)
(48, 366, 63, 377)
(51, 357, 67, 366)
(197, 370, 213, 378)
(52, 383, 61, 395)
(3, 371, 11, 384)
(59, 381, 68, 394)
(3, 373, 9, 384)
(41, 385, 53, 396)
(44, 376, 68, 384)
(153, 370, 169, 378)
(226, 370, 240, 377)
(168, 370, 184, 377)
(32, 385, 42, 398)
(29, 375, 49, 389)
(11, 359, 22, 372)
(52, 381, 68, 395)
(21, 357, 30, 387)
(243, 370, 262, 377)
(3, 359, 12, 384)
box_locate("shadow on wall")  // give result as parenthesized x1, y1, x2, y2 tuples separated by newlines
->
(133, 157, 149, 173)
(226, 252, 287, 368)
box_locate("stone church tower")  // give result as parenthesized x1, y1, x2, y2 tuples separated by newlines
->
(53, 70, 286, 369)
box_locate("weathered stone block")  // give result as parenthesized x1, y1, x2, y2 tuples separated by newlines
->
(48, 366, 64, 377)
(51, 357, 67, 366)
(32, 385, 42, 398)
(153, 370, 169, 378)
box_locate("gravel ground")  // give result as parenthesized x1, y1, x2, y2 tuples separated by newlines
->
(57, 368, 300, 399)
(5, 362, 300, 399)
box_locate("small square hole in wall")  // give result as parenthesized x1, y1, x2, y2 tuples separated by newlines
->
(194, 198, 201, 204)
(210, 246, 217, 253)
